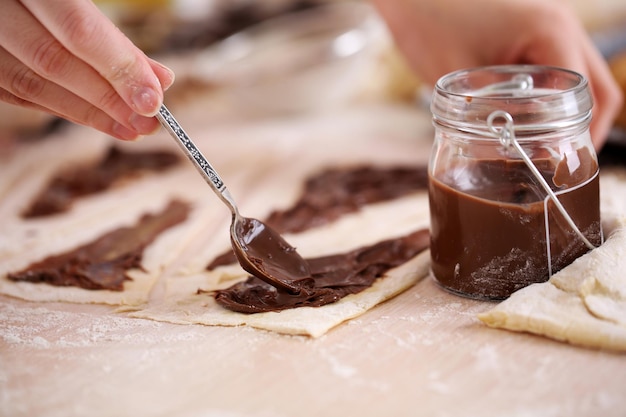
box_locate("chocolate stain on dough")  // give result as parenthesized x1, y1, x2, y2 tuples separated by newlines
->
(22, 146, 180, 218)
(207, 165, 429, 270)
(212, 228, 430, 313)
(8, 200, 191, 291)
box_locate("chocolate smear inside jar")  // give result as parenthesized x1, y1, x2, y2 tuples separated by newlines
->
(429, 147, 602, 299)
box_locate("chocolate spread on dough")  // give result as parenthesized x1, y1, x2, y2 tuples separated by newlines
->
(429, 147, 602, 299)
(231, 217, 312, 294)
(213, 228, 429, 313)
(8, 200, 191, 291)
(22, 146, 180, 218)
(207, 165, 428, 269)
(266, 166, 429, 233)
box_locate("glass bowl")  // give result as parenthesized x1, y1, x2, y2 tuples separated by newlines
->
(192, 2, 386, 115)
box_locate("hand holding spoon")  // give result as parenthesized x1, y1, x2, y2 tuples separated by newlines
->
(156, 105, 311, 294)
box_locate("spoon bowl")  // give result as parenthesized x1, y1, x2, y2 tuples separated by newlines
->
(156, 105, 311, 292)
(230, 216, 311, 294)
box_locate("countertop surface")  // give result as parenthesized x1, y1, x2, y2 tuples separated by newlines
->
(1, 101, 625, 417)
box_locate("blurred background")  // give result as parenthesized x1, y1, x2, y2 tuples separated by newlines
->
(2, 0, 626, 137)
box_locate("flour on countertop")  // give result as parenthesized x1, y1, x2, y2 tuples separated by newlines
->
(0, 303, 214, 348)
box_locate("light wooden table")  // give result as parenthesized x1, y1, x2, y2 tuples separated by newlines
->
(1, 102, 625, 417)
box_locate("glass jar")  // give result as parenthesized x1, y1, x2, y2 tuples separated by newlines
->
(428, 65, 602, 300)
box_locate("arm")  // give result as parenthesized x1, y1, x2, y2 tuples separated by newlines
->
(372, 0, 623, 149)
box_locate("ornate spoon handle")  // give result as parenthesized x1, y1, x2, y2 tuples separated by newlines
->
(156, 105, 238, 214)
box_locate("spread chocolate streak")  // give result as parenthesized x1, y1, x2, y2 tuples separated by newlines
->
(207, 165, 429, 270)
(212, 228, 430, 313)
(22, 146, 180, 218)
(8, 200, 191, 291)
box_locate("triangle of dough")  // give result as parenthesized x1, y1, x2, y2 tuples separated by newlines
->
(479, 219, 626, 351)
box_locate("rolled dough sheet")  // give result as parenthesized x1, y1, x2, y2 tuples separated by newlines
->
(0, 167, 219, 306)
(479, 220, 626, 351)
(0, 200, 213, 305)
(129, 249, 431, 338)
(479, 168, 626, 351)
(129, 193, 432, 337)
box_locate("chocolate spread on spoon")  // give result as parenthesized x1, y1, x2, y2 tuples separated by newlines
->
(22, 146, 180, 218)
(9, 200, 190, 290)
(207, 165, 429, 269)
(230, 217, 312, 294)
(213, 228, 430, 313)
(208, 165, 431, 313)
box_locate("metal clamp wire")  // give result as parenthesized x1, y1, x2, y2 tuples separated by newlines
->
(486, 110, 597, 254)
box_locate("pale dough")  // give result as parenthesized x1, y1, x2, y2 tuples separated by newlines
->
(0, 134, 219, 306)
(129, 250, 431, 338)
(129, 192, 432, 337)
(4, 120, 626, 342)
(479, 167, 626, 351)
(0, 198, 213, 306)
(479, 218, 626, 351)
(0, 176, 214, 305)
(0, 130, 432, 334)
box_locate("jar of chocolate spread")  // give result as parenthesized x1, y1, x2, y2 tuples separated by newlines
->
(428, 65, 602, 300)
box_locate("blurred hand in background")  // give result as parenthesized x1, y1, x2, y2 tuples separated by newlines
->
(373, 0, 624, 149)
(0, 0, 623, 149)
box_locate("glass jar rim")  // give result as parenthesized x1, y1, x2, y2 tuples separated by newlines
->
(431, 65, 592, 134)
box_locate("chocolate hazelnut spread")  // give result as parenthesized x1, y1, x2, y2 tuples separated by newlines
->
(213, 228, 429, 313)
(22, 146, 180, 218)
(231, 217, 312, 294)
(207, 165, 428, 269)
(9, 200, 190, 291)
(429, 149, 602, 299)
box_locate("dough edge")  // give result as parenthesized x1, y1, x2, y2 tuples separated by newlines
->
(478, 219, 626, 352)
(129, 249, 431, 338)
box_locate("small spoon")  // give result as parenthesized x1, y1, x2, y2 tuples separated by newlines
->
(156, 105, 310, 294)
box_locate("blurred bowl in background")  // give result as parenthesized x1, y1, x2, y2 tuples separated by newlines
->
(192, 1, 388, 116)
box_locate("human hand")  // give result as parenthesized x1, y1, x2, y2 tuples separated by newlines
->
(373, 0, 624, 149)
(0, 0, 174, 140)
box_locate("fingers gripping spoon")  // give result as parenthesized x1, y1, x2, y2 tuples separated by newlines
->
(156, 105, 311, 294)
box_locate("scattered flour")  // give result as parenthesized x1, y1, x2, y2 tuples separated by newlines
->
(0, 302, 212, 349)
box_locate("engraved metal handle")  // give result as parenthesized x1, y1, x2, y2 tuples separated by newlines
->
(156, 105, 239, 215)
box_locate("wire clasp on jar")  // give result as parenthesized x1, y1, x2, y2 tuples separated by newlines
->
(486, 110, 598, 256)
